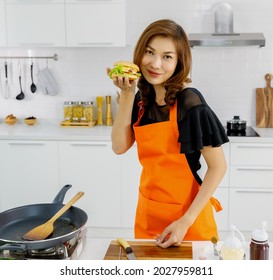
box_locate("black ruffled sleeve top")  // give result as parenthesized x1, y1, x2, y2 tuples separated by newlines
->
(177, 87, 229, 154)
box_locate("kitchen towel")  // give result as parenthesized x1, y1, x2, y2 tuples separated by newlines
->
(37, 68, 59, 96)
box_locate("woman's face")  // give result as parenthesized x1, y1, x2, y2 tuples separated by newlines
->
(140, 36, 178, 86)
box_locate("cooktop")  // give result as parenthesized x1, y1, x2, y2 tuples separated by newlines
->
(225, 126, 260, 137)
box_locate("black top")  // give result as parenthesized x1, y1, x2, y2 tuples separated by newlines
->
(131, 87, 229, 184)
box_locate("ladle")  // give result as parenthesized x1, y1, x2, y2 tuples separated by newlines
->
(30, 62, 37, 93)
(16, 63, 25, 100)
(22, 191, 84, 241)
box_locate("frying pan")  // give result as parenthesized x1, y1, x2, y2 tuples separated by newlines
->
(0, 184, 88, 251)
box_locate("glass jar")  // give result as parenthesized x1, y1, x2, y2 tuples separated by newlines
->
(72, 101, 83, 122)
(83, 101, 94, 123)
(63, 101, 73, 121)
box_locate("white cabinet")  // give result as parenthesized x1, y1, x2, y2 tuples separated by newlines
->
(58, 141, 121, 228)
(120, 145, 141, 228)
(65, 0, 126, 47)
(3, 0, 125, 47)
(0, 1, 7, 46)
(5, 0, 66, 47)
(229, 188, 273, 231)
(0, 140, 59, 211)
(229, 143, 273, 231)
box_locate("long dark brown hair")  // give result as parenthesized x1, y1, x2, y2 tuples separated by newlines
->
(133, 19, 192, 107)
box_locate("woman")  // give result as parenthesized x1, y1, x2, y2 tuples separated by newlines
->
(109, 19, 229, 248)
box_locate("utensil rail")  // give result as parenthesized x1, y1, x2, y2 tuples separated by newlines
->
(0, 54, 58, 61)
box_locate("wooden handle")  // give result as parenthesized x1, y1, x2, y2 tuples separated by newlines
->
(49, 191, 84, 223)
(117, 238, 131, 250)
(265, 73, 273, 88)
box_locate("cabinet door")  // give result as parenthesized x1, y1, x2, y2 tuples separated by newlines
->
(65, 0, 126, 47)
(229, 188, 273, 231)
(120, 145, 141, 228)
(59, 141, 121, 228)
(6, 0, 65, 47)
(0, 1, 7, 46)
(230, 165, 273, 188)
(0, 140, 59, 212)
(230, 143, 273, 166)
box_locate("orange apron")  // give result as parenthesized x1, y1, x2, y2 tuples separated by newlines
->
(133, 101, 222, 241)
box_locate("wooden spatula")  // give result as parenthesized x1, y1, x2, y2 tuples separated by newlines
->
(22, 191, 84, 241)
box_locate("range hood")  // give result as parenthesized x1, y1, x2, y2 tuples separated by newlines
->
(188, 2, 265, 48)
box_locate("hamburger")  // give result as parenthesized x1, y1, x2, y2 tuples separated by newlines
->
(109, 61, 141, 80)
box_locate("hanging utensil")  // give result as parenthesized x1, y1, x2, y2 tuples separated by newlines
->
(30, 61, 37, 93)
(3, 62, 10, 99)
(22, 191, 84, 241)
(16, 63, 25, 100)
(0, 64, 4, 98)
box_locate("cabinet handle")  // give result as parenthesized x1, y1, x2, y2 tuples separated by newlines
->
(70, 143, 108, 147)
(70, 0, 113, 2)
(8, 142, 45, 146)
(236, 144, 273, 149)
(11, 0, 54, 3)
(17, 43, 55, 46)
(76, 42, 113, 46)
(236, 167, 273, 171)
(236, 190, 273, 194)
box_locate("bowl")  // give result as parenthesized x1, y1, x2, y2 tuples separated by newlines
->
(5, 115, 17, 125)
(24, 118, 37, 126)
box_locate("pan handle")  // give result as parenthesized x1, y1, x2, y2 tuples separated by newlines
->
(0, 243, 26, 252)
(52, 184, 72, 204)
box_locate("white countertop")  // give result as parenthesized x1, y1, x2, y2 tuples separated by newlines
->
(79, 238, 273, 260)
(0, 119, 112, 141)
(1, 120, 273, 142)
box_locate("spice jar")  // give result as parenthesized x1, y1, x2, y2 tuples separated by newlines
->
(72, 101, 83, 122)
(83, 101, 94, 123)
(63, 101, 73, 121)
(250, 221, 269, 260)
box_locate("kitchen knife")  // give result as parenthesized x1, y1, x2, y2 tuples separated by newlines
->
(117, 238, 137, 260)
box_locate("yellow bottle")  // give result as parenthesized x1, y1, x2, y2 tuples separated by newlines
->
(96, 96, 104, 125)
(105, 96, 113, 126)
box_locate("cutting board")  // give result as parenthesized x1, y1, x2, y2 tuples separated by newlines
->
(256, 73, 273, 127)
(103, 240, 192, 260)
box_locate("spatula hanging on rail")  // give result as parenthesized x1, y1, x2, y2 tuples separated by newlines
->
(22, 191, 84, 241)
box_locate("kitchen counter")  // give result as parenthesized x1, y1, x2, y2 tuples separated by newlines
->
(80, 238, 273, 260)
(0, 119, 112, 141)
(1, 120, 273, 142)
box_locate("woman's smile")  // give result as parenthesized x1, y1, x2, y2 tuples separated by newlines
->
(147, 69, 162, 78)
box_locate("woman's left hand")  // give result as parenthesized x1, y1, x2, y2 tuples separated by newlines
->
(155, 219, 188, 248)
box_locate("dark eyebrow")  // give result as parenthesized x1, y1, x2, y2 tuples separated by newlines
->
(146, 45, 176, 54)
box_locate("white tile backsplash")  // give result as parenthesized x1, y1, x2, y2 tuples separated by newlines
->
(0, 0, 272, 125)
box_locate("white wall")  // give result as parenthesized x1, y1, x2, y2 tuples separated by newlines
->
(0, 0, 272, 124)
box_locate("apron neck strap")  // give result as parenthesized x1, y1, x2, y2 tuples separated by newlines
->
(169, 101, 177, 122)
